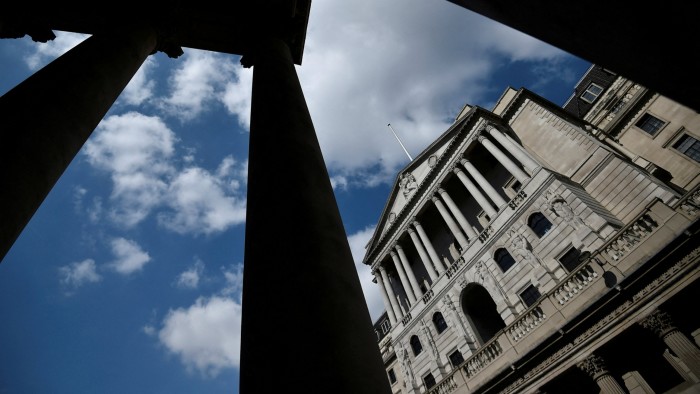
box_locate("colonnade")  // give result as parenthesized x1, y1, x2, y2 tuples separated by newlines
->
(373, 125, 540, 324)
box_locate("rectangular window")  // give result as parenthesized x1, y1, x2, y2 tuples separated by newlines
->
(581, 83, 604, 103)
(519, 284, 542, 308)
(673, 134, 700, 163)
(388, 369, 397, 384)
(449, 349, 465, 368)
(559, 247, 582, 272)
(380, 319, 391, 335)
(424, 373, 436, 390)
(635, 113, 666, 135)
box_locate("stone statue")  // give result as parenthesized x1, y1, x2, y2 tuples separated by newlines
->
(399, 173, 418, 198)
(547, 194, 586, 229)
(510, 233, 540, 268)
(397, 346, 414, 387)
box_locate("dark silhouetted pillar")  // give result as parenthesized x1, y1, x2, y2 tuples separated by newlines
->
(0, 26, 159, 262)
(239, 36, 392, 393)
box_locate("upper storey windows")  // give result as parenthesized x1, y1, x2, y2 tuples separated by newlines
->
(581, 82, 604, 103)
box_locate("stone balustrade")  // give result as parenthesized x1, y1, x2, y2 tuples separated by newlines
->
(428, 373, 460, 394)
(552, 262, 599, 305)
(602, 213, 658, 262)
(508, 190, 527, 209)
(507, 305, 546, 342)
(463, 338, 503, 378)
(445, 257, 465, 279)
(402, 312, 413, 326)
(423, 289, 435, 304)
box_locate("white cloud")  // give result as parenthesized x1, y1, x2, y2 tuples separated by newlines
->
(120, 56, 158, 106)
(143, 325, 156, 336)
(160, 49, 237, 121)
(286, 0, 580, 186)
(109, 237, 151, 275)
(59, 259, 102, 289)
(158, 296, 242, 376)
(348, 226, 384, 322)
(23, 31, 89, 70)
(158, 164, 246, 235)
(221, 66, 253, 129)
(84, 112, 175, 227)
(220, 264, 244, 301)
(176, 259, 205, 289)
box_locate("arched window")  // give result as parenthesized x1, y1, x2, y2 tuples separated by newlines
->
(460, 283, 507, 344)
(528, 212, 552, 238)
(433, 312, 448, 334)
(494, 248, 516, 272)
(410, 335, 423, 356)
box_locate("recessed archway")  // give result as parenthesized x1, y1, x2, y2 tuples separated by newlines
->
(460, 283, 506, 344)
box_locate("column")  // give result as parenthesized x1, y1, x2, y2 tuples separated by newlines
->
(396, 245, 423, 297)
(379, 265, 403, 320)
(485, 125, 540, 173)
(375, 271, 397, 325)
(239, 37, 391, 394)
(407, 228, 438, 281)
(438, 188, 478, 240)
(454, 165, 505, 218)
(413, 221, 446, 273)
(477, 134, 530, 184)
(0, 26, 160, 262)
(577, 354, 626, 394)
(391, 250, 416, 304)
(639, 309, 700, 377)
(432, 196, 469, 248)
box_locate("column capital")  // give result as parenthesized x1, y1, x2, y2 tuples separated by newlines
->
(390, 249, 398, 258)
(437, 187, 447, 195)
(407, 227, 416, 235)
(452, 165, 463, 175)
(459, 157, 470, 165)
(476, 134, 487, 143)
(412, 219, 421, 227)
(483, 123, 497, 133)
(577, 354, 609, 380)
(639, 309, 677, 337)
(395, 244, 404, 251)
(431, 195, 441, 203)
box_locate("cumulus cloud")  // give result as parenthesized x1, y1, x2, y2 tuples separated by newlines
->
(158, 165, 246, 235)
(59, 259, 102, 290)
(221, 66, 253, 129)
(108, 237, 151, 275)
(220, 264, 244, 301)
(160, 49, 237, 121)
(176, 259, 205, 289)
(158, 296, 242, 376)
(348, 226, 384, 321)
(23, 31, 89, 70)
(289, 0, 580, 186)
(120, 56, 158, 106)
(84, 112, 175, 227)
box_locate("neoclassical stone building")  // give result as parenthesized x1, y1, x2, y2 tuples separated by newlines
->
(365, 65, 700, 394)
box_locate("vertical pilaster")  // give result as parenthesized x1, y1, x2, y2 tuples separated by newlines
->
(0, 26, 160, 261)
(239, 36, 390, 394)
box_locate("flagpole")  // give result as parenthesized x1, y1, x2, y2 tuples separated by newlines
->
(387, 123, 413, 161)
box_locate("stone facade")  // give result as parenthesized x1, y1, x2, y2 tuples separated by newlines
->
(364, 65, 700, 393)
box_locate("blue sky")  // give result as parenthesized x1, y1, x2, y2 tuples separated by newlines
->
(0, 1, 591, 393)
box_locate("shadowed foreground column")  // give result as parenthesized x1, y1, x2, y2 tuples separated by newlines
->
(239, 37, 391, 393)
(0, 26, 158, 262)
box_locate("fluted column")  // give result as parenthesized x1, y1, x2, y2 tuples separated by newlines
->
(457, 161, 504, 214)
(0, 26, 160, 262)
(239, 37, 391, 394)
(577, 354, 626, 394)
(639, 309, 700, 377)
(413, 221, 446, 273)
(408, 228, 438, 281)
(477, 134, 529, 184)
(485, 125, 540, 173)
(396, 245, 423, 297)
(375, 270, 397, 324)
(432, 196, 469, 248)
(378, 265, 402, 320)
(391, 250, 416, 304)
(438, 188, 478, 240)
